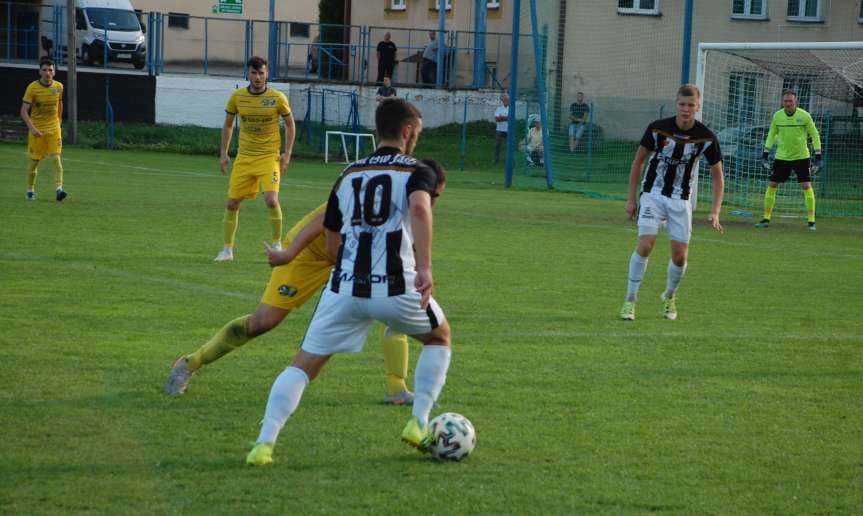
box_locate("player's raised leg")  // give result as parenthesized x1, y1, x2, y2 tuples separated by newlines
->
(165, 304, 289, 395)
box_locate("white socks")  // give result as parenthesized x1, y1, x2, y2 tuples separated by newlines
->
(412, 345, 451, 427)
(257, 366, 309, 444)
(626, 251, 649, 302)
(664, 261, 687, 298)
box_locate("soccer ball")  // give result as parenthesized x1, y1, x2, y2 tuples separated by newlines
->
(428, 412, 476, 461)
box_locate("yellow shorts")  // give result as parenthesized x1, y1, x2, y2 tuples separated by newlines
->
(260, 248, 333, 311)
(228, 153, 280, 200)
(28, 131, 62, 161)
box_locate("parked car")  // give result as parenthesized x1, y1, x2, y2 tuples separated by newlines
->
(41, 0, 146, 70)
(716, 124, 771, 177)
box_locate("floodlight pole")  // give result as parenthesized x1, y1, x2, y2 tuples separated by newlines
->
(66, 0, 77, 143)
(436, 1, 445, 88)
(681, 0, 693, 84)
(504, 0, 521, 188)
(529, 0, 552, 188)
(268, 0, 276, 77)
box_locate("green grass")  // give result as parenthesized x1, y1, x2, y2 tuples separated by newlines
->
(1, 142, 862, 514)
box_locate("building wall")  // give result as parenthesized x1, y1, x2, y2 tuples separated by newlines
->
(556, 0, 863, 139)
(133, 0, 320, 69)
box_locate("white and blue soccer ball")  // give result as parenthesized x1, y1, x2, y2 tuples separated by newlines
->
(428, 412, 476, 461)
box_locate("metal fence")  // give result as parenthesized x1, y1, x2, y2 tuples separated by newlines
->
(1, 1, 535, 91)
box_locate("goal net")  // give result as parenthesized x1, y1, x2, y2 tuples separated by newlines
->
(697, 42, 863, 217)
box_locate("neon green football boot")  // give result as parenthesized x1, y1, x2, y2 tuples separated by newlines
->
(400, 416, 432, 453)
(620, 301, 636, 321)
(661, 293, 678, 321)
(245, 442, 274, 466)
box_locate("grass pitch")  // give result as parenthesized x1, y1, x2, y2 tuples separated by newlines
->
(0, 142, 861, 514)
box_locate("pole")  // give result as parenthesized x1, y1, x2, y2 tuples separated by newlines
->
(66, 0, 77, 144)
(681, 0, 693, 84)
(504, 0, 521, 188)
(473, 0, 486, 88)
(268, 0, 276, 77)
(436, 1, 445, 88)
(529, 0, 552, 188)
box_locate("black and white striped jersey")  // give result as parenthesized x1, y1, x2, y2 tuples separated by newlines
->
(639, 117, 722, 201)
(323, 147, 438, 298)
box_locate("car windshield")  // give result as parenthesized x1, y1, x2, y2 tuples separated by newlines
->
(86, 8, 140, 32)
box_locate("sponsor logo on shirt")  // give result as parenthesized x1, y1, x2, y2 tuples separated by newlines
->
(278, 285, 299, 297)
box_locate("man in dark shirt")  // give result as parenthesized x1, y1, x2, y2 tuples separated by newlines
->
(376, 76, 397, 103)
(569, 92, 590, 152)
(377, 32, 398, 84)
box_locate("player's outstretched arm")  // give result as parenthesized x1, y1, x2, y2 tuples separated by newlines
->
(20, 102, 41, 137)
(409, 190, 434, 309)
(220, 113, 236, 175)
(280, 113, 295, 173)
(265, 211, 326, 267)
(709, 162, 725, 234)
(626, 146, 650, 220)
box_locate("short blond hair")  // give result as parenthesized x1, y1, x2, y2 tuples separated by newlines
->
(677, 84, 701, 99)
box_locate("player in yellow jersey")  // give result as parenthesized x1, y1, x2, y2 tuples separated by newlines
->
(215, 56, 296, 262)
(165, 167, 461, 404)
(20, 57, 67, 202)
(756, 89, 822, 231)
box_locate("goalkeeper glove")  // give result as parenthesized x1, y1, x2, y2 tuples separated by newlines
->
(761, 151, 771, 171)
(811, 153, 822, 173)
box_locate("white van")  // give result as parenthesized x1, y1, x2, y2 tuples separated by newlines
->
(41, 0, 146, 69)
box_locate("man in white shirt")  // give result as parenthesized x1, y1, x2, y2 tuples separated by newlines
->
(421, 31, 439, 86)
(492, 93, 510, 164)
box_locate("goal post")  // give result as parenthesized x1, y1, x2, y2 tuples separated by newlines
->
(696, 42, 863, 217)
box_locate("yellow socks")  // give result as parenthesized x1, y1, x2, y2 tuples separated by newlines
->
(26, 159, 39, 190)
(223, 209, 239, 248)
(268, 204, 283, 244)
(50, 155, 64, 189)
(381, 333, 409, 395)
(186, 315, 251, 371)
(803, 187, 816, 223)
(763, 185, 778, 221)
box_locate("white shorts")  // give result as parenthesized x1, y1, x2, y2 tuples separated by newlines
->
(300, 288, 446, 355)
(637, 193, 692, 243)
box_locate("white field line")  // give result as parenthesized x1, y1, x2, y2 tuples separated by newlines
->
(0, 251, 259, 302)
(453, 329, 862, 342)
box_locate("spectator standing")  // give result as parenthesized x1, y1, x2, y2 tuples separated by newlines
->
(492, 93, 510, 164)
(569, 92, 590, 153)
(376, 32, 398, 84)
(376, 76, 397, 103)
(421, 31, 439, 86)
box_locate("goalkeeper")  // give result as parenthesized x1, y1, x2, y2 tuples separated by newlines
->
(165, 204, 414, 405)
(755, 89, 822, 231)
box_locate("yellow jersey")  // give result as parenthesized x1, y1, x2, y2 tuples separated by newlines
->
(23, 80, 63, 134)
(283, 203, 330, 262)
(225, 86, 291, 157)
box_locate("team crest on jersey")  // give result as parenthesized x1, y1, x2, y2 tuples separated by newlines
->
(278, 285, 298, 297)
(261, 98, 277, 107)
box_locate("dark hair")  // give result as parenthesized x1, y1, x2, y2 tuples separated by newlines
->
(39, 57, 55, 69)
(375, 98, 421, 141)
(677, 83, 701, 99)
(246, 56, 268, 70)
(782, 89, 797, 98)
(419, 158, 446, 192)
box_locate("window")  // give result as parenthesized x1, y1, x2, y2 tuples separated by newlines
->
(390, 0, 406, 10)
(290, 22, 310, 38)
(487, 0, 500, 8)
(783, 74, 814, 110)
(167, 12, 189, 30)
(727, 71, 762, 127)
(859, 1, 863, 22)
(786, 0, 822, 21)
(434, 0, 453, 10)
(732, 0, 767, 19)
(617, 0, 659, 16)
